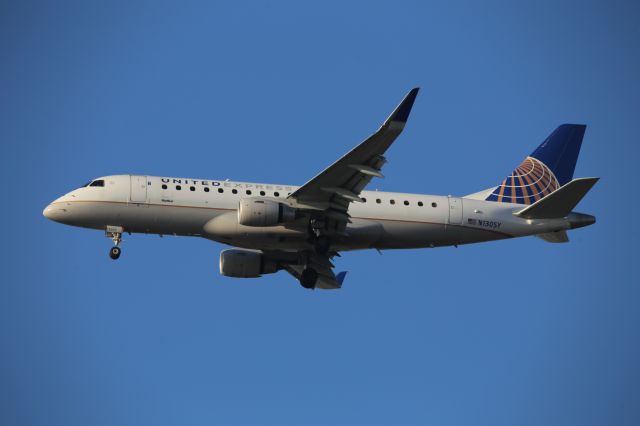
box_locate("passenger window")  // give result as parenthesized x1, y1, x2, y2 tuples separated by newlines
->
(418, 201, 423, 207)
(204, 187, 210, 192)
(246, 190, 252, 195)
(232, 189, 238, 194)
(218, 188, 224, 193)
(260, 191, 265, 196)
(162, 184, 167, 190)
(89, 180, 104, 187)
(432, 202, 437, 208)
(274, 192, 280, 197)
(362, 198, 367, 202)
(176, 185, 182, 190)
(190, 186, 195, 191)
(376, 199, 381, 204)
(390, 200, 395, 205)
(404, 200, 409, 206)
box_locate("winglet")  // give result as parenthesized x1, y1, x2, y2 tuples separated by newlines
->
(384, 88, 420, 125)
(335, 271, 348, 286)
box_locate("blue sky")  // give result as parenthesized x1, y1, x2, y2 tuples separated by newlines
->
(1, 1, 639, 425)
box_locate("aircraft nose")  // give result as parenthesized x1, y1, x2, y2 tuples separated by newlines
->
(43, 203, 66, 222)
(43, 204, 54, 219)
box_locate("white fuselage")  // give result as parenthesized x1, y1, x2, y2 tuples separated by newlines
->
(43, 175, 573, 252)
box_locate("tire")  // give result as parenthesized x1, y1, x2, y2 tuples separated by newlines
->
(109, 246, 121, 260)
(299, 268, 318, 289)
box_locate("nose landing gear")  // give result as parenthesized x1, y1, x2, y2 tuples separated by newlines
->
(106, 226, 123, 260)
(109, 246, 121, 260)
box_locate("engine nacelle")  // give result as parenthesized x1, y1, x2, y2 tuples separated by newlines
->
(237, 199, 296, 227)
(219, 249, 278, 278)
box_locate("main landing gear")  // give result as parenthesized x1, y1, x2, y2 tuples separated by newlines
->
(301, 219, 330, 288)
(313, 235, 331, 255)
(106, 226, 123, 260)
(309, 220, 332, 255)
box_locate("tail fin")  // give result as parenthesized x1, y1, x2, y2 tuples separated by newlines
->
(485, 124, 586, 205)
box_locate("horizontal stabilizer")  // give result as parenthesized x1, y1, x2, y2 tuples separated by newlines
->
(536, 231, 569, 243)
(515, 177, 599, 219)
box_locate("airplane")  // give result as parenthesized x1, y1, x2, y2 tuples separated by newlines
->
(43, 88, 598, 289)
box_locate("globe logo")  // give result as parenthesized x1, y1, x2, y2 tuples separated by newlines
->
(486, 157, 560, 205)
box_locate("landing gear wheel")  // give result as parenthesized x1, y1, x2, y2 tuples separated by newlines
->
(299, 268, 318, 289)
(109, 246, 121, 260)
(314, 235, 331, 255)
(106, 228, 123, 260)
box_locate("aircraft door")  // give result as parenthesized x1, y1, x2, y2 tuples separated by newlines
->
(130, 175, 148, 203)
(448, 197, 463, 225)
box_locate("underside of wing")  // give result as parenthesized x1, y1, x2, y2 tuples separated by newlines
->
(257, 249, 346, 289)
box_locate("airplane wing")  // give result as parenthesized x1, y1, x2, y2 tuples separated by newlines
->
(282, 88, 419, 288)
(288, 88, 420, 220)
(283, 252, 347, 289)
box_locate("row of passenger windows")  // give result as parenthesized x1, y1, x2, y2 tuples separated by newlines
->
(162, 184, 287, 197)
(160, 184, 438, 207)
(362, 197, 437, 207)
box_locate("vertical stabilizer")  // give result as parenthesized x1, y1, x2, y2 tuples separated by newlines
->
(486, 124, 586, 205)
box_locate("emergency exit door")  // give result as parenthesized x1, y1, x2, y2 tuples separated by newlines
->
(130, 175, 148, 203)
(448, 197, 463, 225)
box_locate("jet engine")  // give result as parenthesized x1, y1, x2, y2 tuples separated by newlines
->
(219, 248, 278, 278)
(237, 199, 296, 227)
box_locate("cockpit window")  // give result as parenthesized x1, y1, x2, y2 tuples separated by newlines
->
(89, 180, 105, 187)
